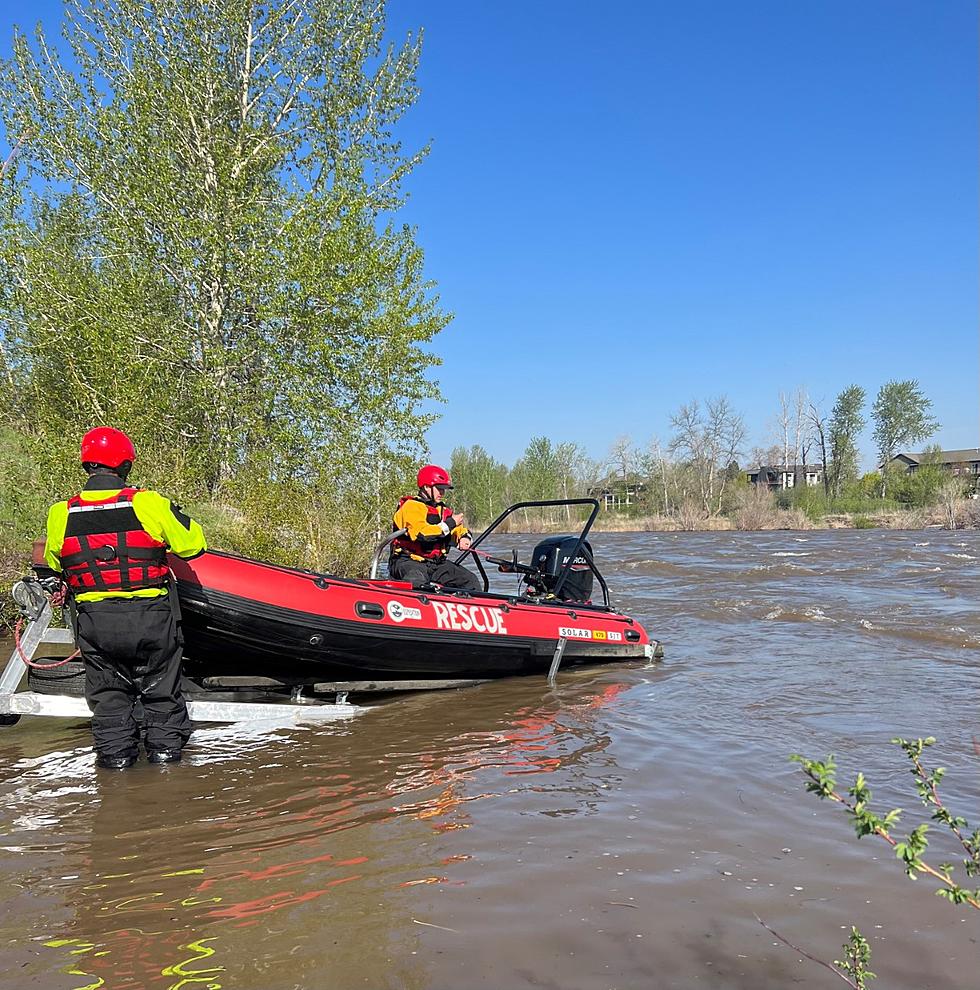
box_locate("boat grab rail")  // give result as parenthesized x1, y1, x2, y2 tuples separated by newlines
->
(456, 498, 610, 607)
(368, 528, 407, 580)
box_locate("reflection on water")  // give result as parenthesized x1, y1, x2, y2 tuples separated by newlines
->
(0, 530, 978, 989)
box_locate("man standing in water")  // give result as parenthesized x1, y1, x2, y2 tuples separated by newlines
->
(40, 428, 207, 769)
(389, 464, 479, 591)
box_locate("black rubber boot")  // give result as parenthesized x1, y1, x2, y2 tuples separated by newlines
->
(147, 749, 182, 764)
(96, 753, 137, 770)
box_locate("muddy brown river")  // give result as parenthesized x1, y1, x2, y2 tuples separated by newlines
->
(1, 530, 977, 989)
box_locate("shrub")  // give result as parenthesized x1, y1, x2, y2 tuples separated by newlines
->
(675, 499, 705, 532)
(832, 494, 903, 515)
(732, 486, 779, 530)
(788, 738, 980, 986)
(889, 464, 948, 508)
(791, 485, 829, 521)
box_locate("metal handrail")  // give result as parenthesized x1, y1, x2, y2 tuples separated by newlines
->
(458, 498, 609, 605)
(368, 529, 406, 580)
(366, 527, 489, 588)
(469, 498, 600, 555)
(575, 544, 610, 609)
(366, 499, 609, 606)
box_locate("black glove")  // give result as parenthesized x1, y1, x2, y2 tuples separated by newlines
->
(38, 576, 64, 595)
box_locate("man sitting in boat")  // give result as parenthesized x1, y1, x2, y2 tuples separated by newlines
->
(389, 465, 480, 591)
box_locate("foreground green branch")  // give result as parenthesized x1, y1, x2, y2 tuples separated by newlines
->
(755, 915, 876, 989)
(791, 738, 980, 909)
(770, 738, 980, 987)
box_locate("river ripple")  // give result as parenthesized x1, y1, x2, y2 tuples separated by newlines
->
(0, 529, 977, 989)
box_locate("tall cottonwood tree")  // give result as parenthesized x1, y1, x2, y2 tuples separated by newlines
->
(872, 380, 939, 497)
(608, 435, 637, 481)
(872, 380, 939, 469)
(827, 385, 866, 498)
(772, 386, 812, 481)
(669, 396, 746, 516)
(506, 437, 585, 525)
(0, 0, 446, 562)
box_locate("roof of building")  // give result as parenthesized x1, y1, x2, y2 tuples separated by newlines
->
(886, 449, 980, 466)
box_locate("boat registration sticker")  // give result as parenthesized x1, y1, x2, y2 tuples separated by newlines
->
(432, 601, 508, 635)
(387, 601, 423, 623)
(559, 627, 623, 642)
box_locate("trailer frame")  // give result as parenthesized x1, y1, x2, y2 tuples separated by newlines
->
(1, 588, 489, 727)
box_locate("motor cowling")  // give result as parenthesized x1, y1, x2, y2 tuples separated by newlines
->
(529, 535, 594, 602)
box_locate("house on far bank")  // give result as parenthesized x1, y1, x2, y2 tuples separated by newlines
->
(588, 476, 647, 510)
(746, 463, 824, 492)
(881, 449, 980, 478)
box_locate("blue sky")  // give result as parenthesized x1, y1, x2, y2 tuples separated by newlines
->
(3, 1, 977, 471)
(385, 0, 978, 469)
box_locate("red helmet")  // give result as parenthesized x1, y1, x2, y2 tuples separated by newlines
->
(417, 464, 453, 489)
(80, 427, 136, 469)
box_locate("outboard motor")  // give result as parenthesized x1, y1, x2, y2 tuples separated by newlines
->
(528, 535, 594, 603)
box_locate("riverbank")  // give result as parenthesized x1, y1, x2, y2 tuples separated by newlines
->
(509, 498, 980, 534)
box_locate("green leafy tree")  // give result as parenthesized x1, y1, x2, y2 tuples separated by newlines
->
(0, 0, 446, 571)
(872, 381, 939, 493)
(449, 445, 509, 529)
(553, 441, 586, 520)
(508, 437, 584, 523)
(510, 436, 558, 500)
(827, 385, 866, 498)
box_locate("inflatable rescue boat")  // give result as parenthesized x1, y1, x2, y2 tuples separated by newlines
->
(173, 499, 655, 681)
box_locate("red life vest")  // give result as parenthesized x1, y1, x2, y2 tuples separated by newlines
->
(59, 488, 169, 594)
(391, 495, 455, 561)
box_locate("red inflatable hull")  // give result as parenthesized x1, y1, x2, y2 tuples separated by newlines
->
(170, 551, 653, 679)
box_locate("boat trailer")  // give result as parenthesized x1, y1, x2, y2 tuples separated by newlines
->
(1, 580, 506, 728)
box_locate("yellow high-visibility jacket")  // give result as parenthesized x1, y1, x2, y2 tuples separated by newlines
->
(45, 481, 206, 603)
(391, 495, 470, 562)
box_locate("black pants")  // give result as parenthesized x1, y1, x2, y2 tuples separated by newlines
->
(390, 555, 480, 591)
(75, 597, 192, 760)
